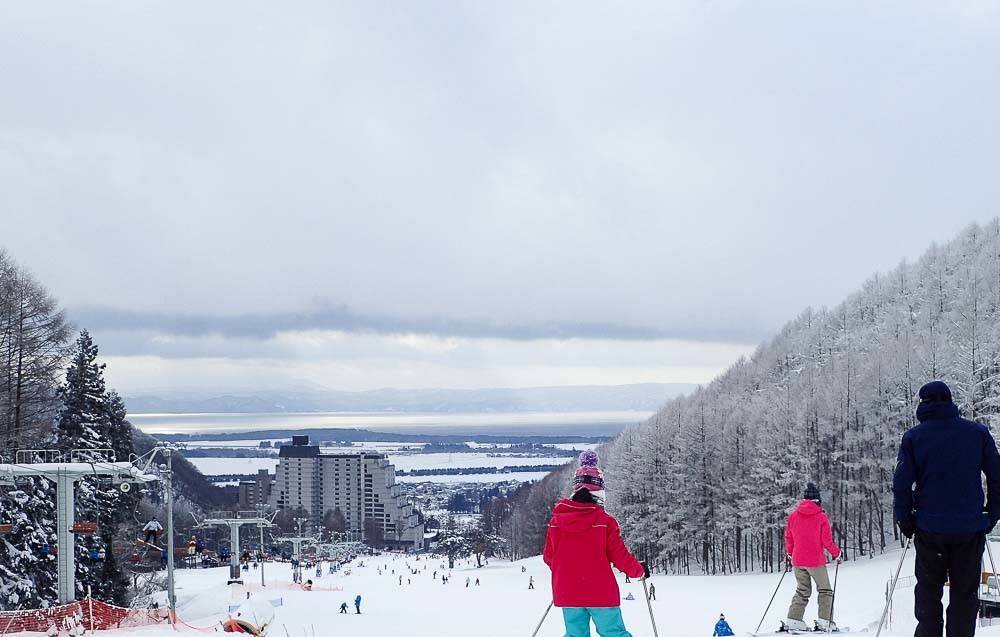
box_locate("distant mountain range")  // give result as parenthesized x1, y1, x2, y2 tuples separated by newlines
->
(124, 383, 697, 414)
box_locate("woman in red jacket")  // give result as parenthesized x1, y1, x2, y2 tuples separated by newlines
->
(784, 482, 842, 632)
(543, 451, 648, 637)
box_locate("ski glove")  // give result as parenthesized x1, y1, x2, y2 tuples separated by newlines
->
(897, 519, 915, 540)
(641, 562, 651, 579)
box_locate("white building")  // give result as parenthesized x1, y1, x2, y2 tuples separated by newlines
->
(267, 435, 423, 550)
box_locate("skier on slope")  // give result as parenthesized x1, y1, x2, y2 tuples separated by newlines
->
(892, 380, 1000, 637)
(543, 450, 647, 637)
(713, 613, 734, 636)
(784, 482, 842, 632)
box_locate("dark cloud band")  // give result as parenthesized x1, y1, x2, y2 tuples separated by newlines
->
(71, 305, 766, 346)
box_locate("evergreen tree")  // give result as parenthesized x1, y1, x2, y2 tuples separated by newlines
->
(56, 331, 135, 604)
(0, 477, 59, 609)
(56, 330, 106, 451)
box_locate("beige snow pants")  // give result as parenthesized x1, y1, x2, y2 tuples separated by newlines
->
(787, 566, 833, 621)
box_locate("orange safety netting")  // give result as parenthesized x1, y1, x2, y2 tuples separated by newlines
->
(0, 599, 168, 635)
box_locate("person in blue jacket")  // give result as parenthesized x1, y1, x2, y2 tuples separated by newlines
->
(713, 614, 734, 636)
(893, 380, 1000, 637)
(354, 594, 362, 614)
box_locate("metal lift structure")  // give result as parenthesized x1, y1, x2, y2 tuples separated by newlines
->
(194, 510, 274, 584)
(0, 449, 160, 604)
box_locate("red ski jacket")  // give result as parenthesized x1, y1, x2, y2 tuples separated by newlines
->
(785, 500, 841, 568)
(542, 499, 645, 607)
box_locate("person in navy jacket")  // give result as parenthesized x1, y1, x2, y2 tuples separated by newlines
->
(893, 380, 1000, 637)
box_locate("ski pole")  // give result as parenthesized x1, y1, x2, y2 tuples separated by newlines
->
(875, 538, 911, 637)
(642, 577, 660, 637)
(827, 559, 840, 634)
(530, 601, 553, 637)
(755, 559, 791, 636)
(986, 534, 998, 599)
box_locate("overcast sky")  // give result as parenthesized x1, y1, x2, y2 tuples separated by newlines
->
(2, 2, 999, 394)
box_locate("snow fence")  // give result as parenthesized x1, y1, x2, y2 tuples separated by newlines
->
(0, 599, 167, 634)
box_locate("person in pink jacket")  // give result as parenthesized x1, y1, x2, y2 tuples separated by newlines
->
(784, 483, 842, 632)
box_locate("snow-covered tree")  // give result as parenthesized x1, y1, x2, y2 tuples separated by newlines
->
(56, 331, 135, 604)
(505, 219, 1000, 574)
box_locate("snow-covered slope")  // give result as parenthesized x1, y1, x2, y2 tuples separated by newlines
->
(17, 544, 995, 637)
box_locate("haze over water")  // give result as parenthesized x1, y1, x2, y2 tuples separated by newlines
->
(129, 410, 652, 436)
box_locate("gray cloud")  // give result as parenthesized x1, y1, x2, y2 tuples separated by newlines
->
(73, 304, 767, 348)
(3, 2, 1000, 390)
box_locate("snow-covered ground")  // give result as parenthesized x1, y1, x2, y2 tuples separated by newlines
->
(19, 543, 978, 637)
(187, 457, 279, 475)
(395, 471, 552, 484)
(187, 453, 570, 478)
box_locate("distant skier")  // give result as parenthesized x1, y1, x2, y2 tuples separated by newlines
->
(142, 517, 162, 545)
(529, 576, 535, 590)
(339, 602, 348, 614)
(543, 450, 647, 637)
(465, 577, 470, 588)
(893, 380, 1000, 637)
(354, 594, 362, 614)
(648, 583, 655, 601)
(784, 482, 841, 632)
(187, 536, 197, 556)
(475, 577, 480, 586)
(713, 613, 734, 636)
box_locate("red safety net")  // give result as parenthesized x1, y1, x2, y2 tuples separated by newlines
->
(0, 599, 168, 635)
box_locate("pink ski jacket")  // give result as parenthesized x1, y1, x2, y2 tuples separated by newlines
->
(785, 500, 841, 568)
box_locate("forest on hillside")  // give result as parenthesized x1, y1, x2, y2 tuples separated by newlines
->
(496, 220, 1000, 574)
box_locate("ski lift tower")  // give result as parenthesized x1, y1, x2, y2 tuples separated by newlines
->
(278, 520, 317, 584)
(195, 510, 274, 584)
(0, 449, 160, 604)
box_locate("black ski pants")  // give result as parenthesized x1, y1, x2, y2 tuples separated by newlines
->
(913, 530, 985, 637)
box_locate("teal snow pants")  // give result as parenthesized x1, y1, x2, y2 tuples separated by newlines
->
(562, 607, 633, 637)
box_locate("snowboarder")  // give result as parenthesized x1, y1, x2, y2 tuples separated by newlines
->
(303, 579, 313, 591)
(784, 482, 842, 632)
(625, 592, 635, 600)
(893, 380, 1000, 637)
(648, 583, 655, 601)
(713, 614, 734, 636)
(142, 517, 162, 545)
(354, 595, 362, 614)
(543, 450, 647, 637)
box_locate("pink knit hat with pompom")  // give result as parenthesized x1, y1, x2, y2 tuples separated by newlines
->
(573, 450, 605, 492)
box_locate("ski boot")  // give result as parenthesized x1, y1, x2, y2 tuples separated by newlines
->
(814, 619, 838, 632)
(780, 619, 811, 633)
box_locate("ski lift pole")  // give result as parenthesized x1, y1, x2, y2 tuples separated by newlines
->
(986, 533, 998, 588)
(530, 601, 553, 637)
(755, 559, 791, 635)
(876, 538, 911, 637)
(164, 448, 176, 625)
(642, 576, 660, 637)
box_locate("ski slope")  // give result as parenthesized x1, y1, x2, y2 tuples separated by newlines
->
(10, 546, 997, 637)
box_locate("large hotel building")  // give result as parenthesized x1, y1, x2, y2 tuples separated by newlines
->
(241, 435, 423, 550)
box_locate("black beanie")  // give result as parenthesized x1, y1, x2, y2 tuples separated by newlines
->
(804, 482, 821, 502)
(919, 380, 952, 404)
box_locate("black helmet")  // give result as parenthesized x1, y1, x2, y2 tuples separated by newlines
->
(804, 482, 821, 502)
